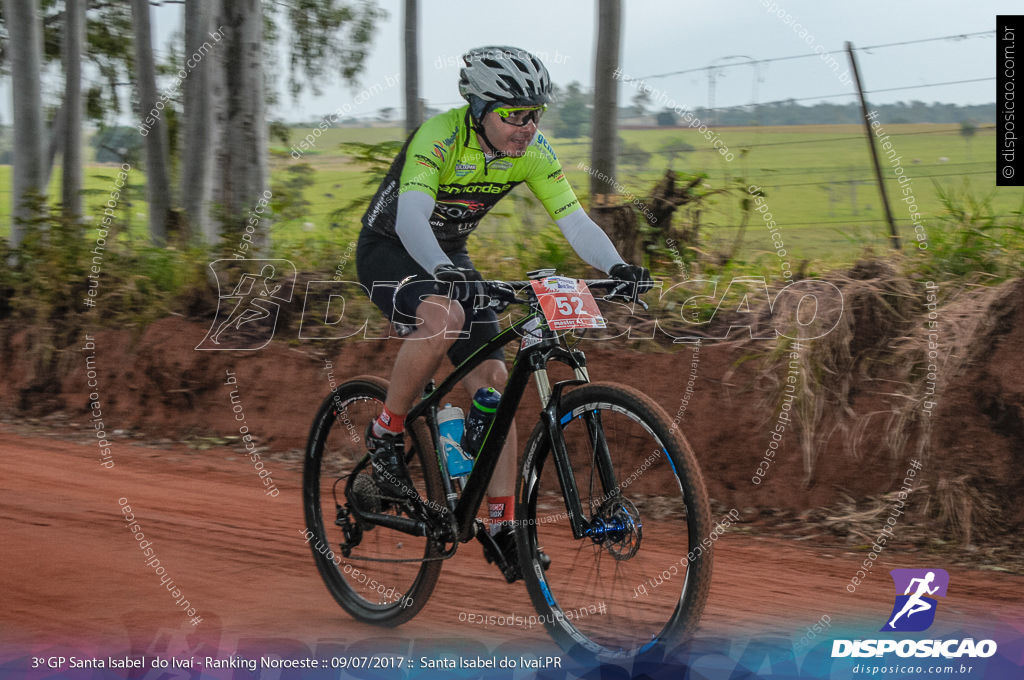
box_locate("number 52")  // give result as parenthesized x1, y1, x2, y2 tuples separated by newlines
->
(555, 296, 585, 316)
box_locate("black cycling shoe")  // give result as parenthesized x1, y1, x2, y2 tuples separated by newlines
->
(364, 422, 413, 500)
(484, 525, 551, 583)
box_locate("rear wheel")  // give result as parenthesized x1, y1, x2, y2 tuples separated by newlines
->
(516, 382, 713, 660)
(303, 376, 444, 626)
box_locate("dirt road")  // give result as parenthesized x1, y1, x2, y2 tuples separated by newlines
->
(3, 427, 1022, 677)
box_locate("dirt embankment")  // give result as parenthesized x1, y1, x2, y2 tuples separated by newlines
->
(2, 276, 1022, 542)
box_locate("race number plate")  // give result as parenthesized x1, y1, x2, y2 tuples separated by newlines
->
(530, 276, 607, 330)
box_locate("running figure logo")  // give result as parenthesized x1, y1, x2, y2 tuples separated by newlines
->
(196, 259, 296, 350)
(881, 568, 950, 632)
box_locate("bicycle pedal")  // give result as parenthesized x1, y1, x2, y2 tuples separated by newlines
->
(476, 524, 522, 584)
(477, 526, 503, 563)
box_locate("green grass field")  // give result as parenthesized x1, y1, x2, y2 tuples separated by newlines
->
(604, 123, 1010, 263)
(1, 122, 1013, 275)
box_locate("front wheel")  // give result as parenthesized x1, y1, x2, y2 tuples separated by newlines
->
(516, 382, 713, 661)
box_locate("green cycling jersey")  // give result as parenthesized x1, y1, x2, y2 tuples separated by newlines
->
(361, 105, 580, 250)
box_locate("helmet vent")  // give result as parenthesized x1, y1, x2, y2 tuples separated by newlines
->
(498, 74, 524, 97)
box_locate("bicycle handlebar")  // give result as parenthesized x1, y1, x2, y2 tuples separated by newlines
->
(474, 278, 650, 311)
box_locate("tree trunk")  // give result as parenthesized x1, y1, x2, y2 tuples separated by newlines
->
(589, 0, 620, 202)
(215, 0, 268, 251)
(44, 103, 65, 189)
(130, 0, 173, 245)
(208, 6, 227, 247)
(596, 205, 641, 266)
(3, 0, 46, 248)
(403, 0, 420, 134)
(647, 170, 680, 228)
(180, 0, 219, 242)
(62, 0, 85, 219)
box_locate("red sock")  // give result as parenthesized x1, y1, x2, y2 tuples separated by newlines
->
(373, 406, 406, 437)
(488, 496, 515, 535)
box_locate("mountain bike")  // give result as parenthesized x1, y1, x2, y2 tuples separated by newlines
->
(302, 269, 712, 661)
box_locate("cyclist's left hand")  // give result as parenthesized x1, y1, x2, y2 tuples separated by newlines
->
(609, 263, 654, 294)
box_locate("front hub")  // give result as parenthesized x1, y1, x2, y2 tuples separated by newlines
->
(588, 496, 642, 560)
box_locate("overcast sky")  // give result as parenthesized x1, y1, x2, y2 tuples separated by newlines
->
(257, 0, 1006, 121)
(1, 0, 1009, 125)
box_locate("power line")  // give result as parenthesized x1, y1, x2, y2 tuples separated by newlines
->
(865, 77, 996, 96)
(741, 91, 857, 106)
(632, 30, 995, 82)
(858, 31, 995, 52)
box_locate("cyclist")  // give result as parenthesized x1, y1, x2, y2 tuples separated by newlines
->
(355, 45, 651, 569)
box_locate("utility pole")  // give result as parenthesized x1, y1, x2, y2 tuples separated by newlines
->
(590, 0, 621, 205)
(403, 0, 420, 134)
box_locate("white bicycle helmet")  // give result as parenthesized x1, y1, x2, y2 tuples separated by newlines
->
(459, 46, 552, 120)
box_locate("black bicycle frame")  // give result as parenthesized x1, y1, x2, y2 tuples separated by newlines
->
(405, 302, 608, 543)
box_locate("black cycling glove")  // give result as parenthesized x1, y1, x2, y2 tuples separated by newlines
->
(609, 263, 654, 295)
(433, 264, 485, 303)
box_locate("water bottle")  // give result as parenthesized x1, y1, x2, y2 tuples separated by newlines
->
(438, 404, 472, 477)
(462, 387, 502, 455)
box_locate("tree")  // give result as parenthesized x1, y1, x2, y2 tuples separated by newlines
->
(378, 106, 394, 122)
(31, 0, 138, 218)
(551, 82, 589, 139)
(131, 0, 173, 245)
(659, 137, 694, 167)
(1, 0, 385, 250)
(6, 2, 134, 190)
(91, 126, 143, 164)
(62, 0, 85, 219)
(618, 135, 650, 170)
(3, 0, 46, 249)
(403, 0, 419, 133)
(656, 108, 678, 127)
(174, 1, 385, 247)
(278, 0, 385, 100)
(180, 0, 219, 243)
(214, 0, 268, 249)
(960, 119, 977, 160)
(79, 2, 136, 123)
(632, 89, 651, 118)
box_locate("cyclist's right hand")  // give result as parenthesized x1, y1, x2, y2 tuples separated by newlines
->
(433, 264, 485, 303)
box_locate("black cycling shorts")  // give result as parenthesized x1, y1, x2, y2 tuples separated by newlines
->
(355, 228, 505, 366)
